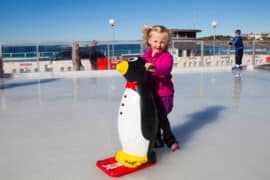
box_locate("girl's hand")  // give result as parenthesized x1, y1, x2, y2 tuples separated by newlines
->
(145, 62, 156, 72)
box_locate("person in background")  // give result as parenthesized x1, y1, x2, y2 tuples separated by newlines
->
(0, 57, 3, 76)
(229, 29, 244, 67)
(142, 25, 179, 152)
(89, 40, 105, 70)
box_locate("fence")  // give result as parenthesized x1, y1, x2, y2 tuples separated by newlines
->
(0, 40, 270, 74)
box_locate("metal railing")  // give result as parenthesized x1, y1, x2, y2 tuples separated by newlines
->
(0, 40, 269, 74)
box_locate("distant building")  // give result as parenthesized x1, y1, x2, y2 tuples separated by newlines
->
(245, 32, 270, 41)
(169, 29, 201, 57)
(170, 29, 201, 40)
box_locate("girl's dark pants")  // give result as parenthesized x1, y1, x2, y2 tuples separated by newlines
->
(154, 94, 177, 148)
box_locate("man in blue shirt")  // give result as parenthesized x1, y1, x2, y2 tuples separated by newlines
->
(229, 29, 244, 66)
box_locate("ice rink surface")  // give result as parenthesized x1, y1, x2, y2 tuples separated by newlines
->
(1, 70, 270, 180)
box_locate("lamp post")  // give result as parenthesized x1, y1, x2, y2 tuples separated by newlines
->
(109, 18, 115, 69)
(211, 20, 217, 56)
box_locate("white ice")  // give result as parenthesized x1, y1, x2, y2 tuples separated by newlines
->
(1, 70, 270, 180)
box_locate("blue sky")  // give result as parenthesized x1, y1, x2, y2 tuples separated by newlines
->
(1, 0, 269, 43)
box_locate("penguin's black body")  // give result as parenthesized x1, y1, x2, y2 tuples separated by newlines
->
(115, 56, 158, 168)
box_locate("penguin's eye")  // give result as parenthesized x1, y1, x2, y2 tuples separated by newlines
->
(128, 57, 138, 62)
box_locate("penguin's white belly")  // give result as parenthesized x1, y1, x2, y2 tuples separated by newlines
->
(118, 88, 149, 156)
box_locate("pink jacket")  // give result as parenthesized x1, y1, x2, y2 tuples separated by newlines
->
(142, 48, 174, 97)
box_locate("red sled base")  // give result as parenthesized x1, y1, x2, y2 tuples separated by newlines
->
(96, 157, 156, 177)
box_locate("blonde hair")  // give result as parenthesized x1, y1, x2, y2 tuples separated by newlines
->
(142, 24, 171, 49)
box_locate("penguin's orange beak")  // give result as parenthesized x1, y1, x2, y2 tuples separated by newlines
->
(116, 60, 129, 75)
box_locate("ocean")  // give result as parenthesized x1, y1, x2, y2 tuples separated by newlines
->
(1, 41, 269, 62)
(1, 43, 142, 62)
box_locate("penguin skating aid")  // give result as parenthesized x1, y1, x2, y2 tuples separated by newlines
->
(96, 57, 158, 177)
(96, 157, 156, 177)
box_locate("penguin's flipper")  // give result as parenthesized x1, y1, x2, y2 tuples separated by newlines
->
(137, 85, 158, 140)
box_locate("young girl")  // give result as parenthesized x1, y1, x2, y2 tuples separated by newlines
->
(142, 25, 179, 152)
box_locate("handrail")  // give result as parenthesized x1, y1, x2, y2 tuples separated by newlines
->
(1, 40, 269, 73)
